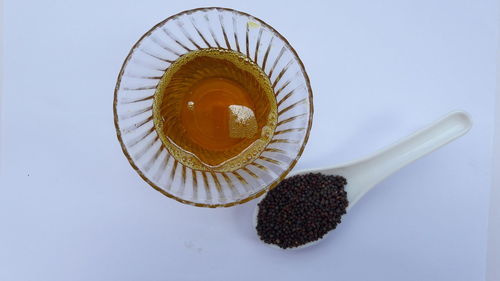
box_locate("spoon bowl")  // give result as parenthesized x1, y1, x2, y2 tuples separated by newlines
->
(254, 110, 472, 249)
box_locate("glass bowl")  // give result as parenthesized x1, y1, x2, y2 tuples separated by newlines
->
(113, 7, 313, 207)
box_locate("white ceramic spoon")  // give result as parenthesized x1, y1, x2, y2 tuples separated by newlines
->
(254, 110, 472, 249)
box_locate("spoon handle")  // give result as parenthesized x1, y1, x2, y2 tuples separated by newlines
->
(339, 111, 472, 206)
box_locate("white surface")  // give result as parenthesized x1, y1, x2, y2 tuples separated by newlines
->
(487, 18, 500, 280)
(0, 1, 498, 281)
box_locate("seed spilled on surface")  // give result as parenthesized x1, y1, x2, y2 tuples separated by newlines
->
(256, 173, 348, 249)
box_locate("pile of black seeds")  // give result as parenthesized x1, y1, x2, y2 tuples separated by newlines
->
(256, 173, 348, 249)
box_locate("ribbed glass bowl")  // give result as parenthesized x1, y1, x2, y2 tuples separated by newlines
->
(114, 7, 313, 207)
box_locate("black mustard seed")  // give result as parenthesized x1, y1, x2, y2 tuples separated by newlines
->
(256, 173, 348, 249)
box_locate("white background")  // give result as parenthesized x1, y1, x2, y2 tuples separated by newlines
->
(1, 0, 499, 280)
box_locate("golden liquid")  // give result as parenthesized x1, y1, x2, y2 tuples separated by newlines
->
(153, 48, 277, 172)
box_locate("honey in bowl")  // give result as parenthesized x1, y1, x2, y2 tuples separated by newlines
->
(153, 48, 277, 172)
